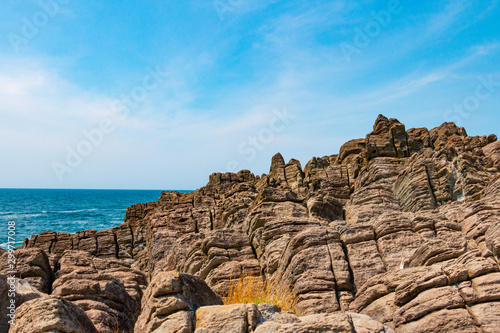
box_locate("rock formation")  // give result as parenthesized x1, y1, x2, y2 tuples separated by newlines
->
(8, 115, 500, 332)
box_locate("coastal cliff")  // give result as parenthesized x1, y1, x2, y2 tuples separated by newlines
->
(2, 114, 500, 332)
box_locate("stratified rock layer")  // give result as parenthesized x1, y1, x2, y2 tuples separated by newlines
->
(18, 115, 500, 332)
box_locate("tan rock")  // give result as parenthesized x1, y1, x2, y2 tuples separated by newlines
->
(396, 308, 477, 333)
(9, 296, 98, 333)
(0, 248, 53, 293)
(195, 304, 261, 333)
(135, 271, 223, 333)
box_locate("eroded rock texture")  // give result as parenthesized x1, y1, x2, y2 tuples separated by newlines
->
(18, 115, 500, 332)
(9, 296, 98, 333)
(134, 271, 223, 332)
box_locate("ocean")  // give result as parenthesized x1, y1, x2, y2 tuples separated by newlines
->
(0, 189, 187, 249)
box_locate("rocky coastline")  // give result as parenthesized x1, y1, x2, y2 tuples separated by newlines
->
(1, 114, 500, 333)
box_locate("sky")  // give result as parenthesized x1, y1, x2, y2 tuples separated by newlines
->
(0, 0, 499, 190)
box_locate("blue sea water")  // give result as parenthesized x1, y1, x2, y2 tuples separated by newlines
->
(0, 189, 187, 249)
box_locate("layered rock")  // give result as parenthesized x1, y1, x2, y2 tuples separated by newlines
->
(52, 250, 146, 333)
(9, 296, 98, 333)
(0, 248, 53, 293)
(134, 271, 223, 332)
(195, 305, 394, 333)
(18, 115, 500, 332)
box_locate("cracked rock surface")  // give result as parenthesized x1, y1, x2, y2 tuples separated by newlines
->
(8, 115, 500, 332)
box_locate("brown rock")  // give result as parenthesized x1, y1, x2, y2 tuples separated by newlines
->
(396, 308, 476, 333)
(135, 271, 223, 333)
(9, 296, 98, 333)
(0, 248, 53, 293)
(17, 115, 500, 333)
(0, 274, 10, 333)
(52, 250, 145, 333)
(195, 304, 261, 333)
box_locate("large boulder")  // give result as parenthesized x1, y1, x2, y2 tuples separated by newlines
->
(8, 296, 98, 333)
(134, 271, 223, 333)
(18, 115, 500, 333)
(52, 250, 146, 333)
(0, 248, 53, 293)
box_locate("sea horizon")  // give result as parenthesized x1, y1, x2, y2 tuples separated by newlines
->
(0, 188, 193, 249)
(0, 187, 194, 191)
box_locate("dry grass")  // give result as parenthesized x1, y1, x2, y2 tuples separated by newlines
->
(223, 276, 297, 312)
(110, 312, 120, 333)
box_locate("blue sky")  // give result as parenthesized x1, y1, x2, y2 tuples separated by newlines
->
(1, 0, 499, 190)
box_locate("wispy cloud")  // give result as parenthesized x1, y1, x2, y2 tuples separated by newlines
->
(423, 0, 470, 36)
(1, 0, 499, 189)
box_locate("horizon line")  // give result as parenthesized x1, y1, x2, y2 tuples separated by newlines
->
(0, 187, 195, 192)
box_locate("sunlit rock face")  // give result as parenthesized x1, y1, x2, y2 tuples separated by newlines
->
(20, 115, 500, 332)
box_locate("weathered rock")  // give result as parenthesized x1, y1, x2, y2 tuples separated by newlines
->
(195, 304, 261, 333)
(52, 250, 145, 333)
(19, 115, 500, 333)
(366, 115, 409, 159)
(0, 274, 10, 333)
(484, 140, 500, 170)
(396, 308, 477, 333)
(9, 296, 98, 333)
(0, 248, 53, 293)
(135, 271, 223, 333)
(468, 301, 500, 333)
(338, 139, 366, 163)
(273, 226, 353, 315)
(254, 311, 394, 333)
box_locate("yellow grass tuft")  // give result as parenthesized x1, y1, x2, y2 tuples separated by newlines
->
(223, 276, 297, 312)
(109, 312, 120, 333)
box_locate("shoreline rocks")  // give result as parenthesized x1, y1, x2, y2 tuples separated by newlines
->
(12, 115, 500, 332)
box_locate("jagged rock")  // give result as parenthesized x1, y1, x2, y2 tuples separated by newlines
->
(484, 140, 500, 170)
(303, 156, 350, 199)
(0, 248, 53, 293)
(269, 153, 287, 184)
(349, 312, 396, 332)
(366, 115, 409, 159)
(429, 122, 467, 148)
(257, 303, 281, 321)
(284, 159, 304, 189)
(52, 250, 145, 333)
(135, 271, 223, 333)
(274, 226, 349, 315)
(338, 139, 366, 163)
(198, 229, 261, 293)
(394, 158, 437, 212)
(307, 194, 344, 221)
(20, 115, 500, 333)
(0, 277, 49, 332)
(408, 238, 467, 267)
(244, 199, 314, 278)
(468, 302, 500, 333)
(407, 127, 431, 154)
(346, 157, 403, 223)
(13, 278, 46, 305)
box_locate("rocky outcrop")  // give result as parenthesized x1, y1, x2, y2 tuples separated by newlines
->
(0, 274, 10, 333)
(52, 250, 146, 333)
(18, 115, 500, 332)
(9, 296, 98, 333)
(195, 305, 394, 333)
(134, 271, 223, 332)
(0, 249, 53, 293)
